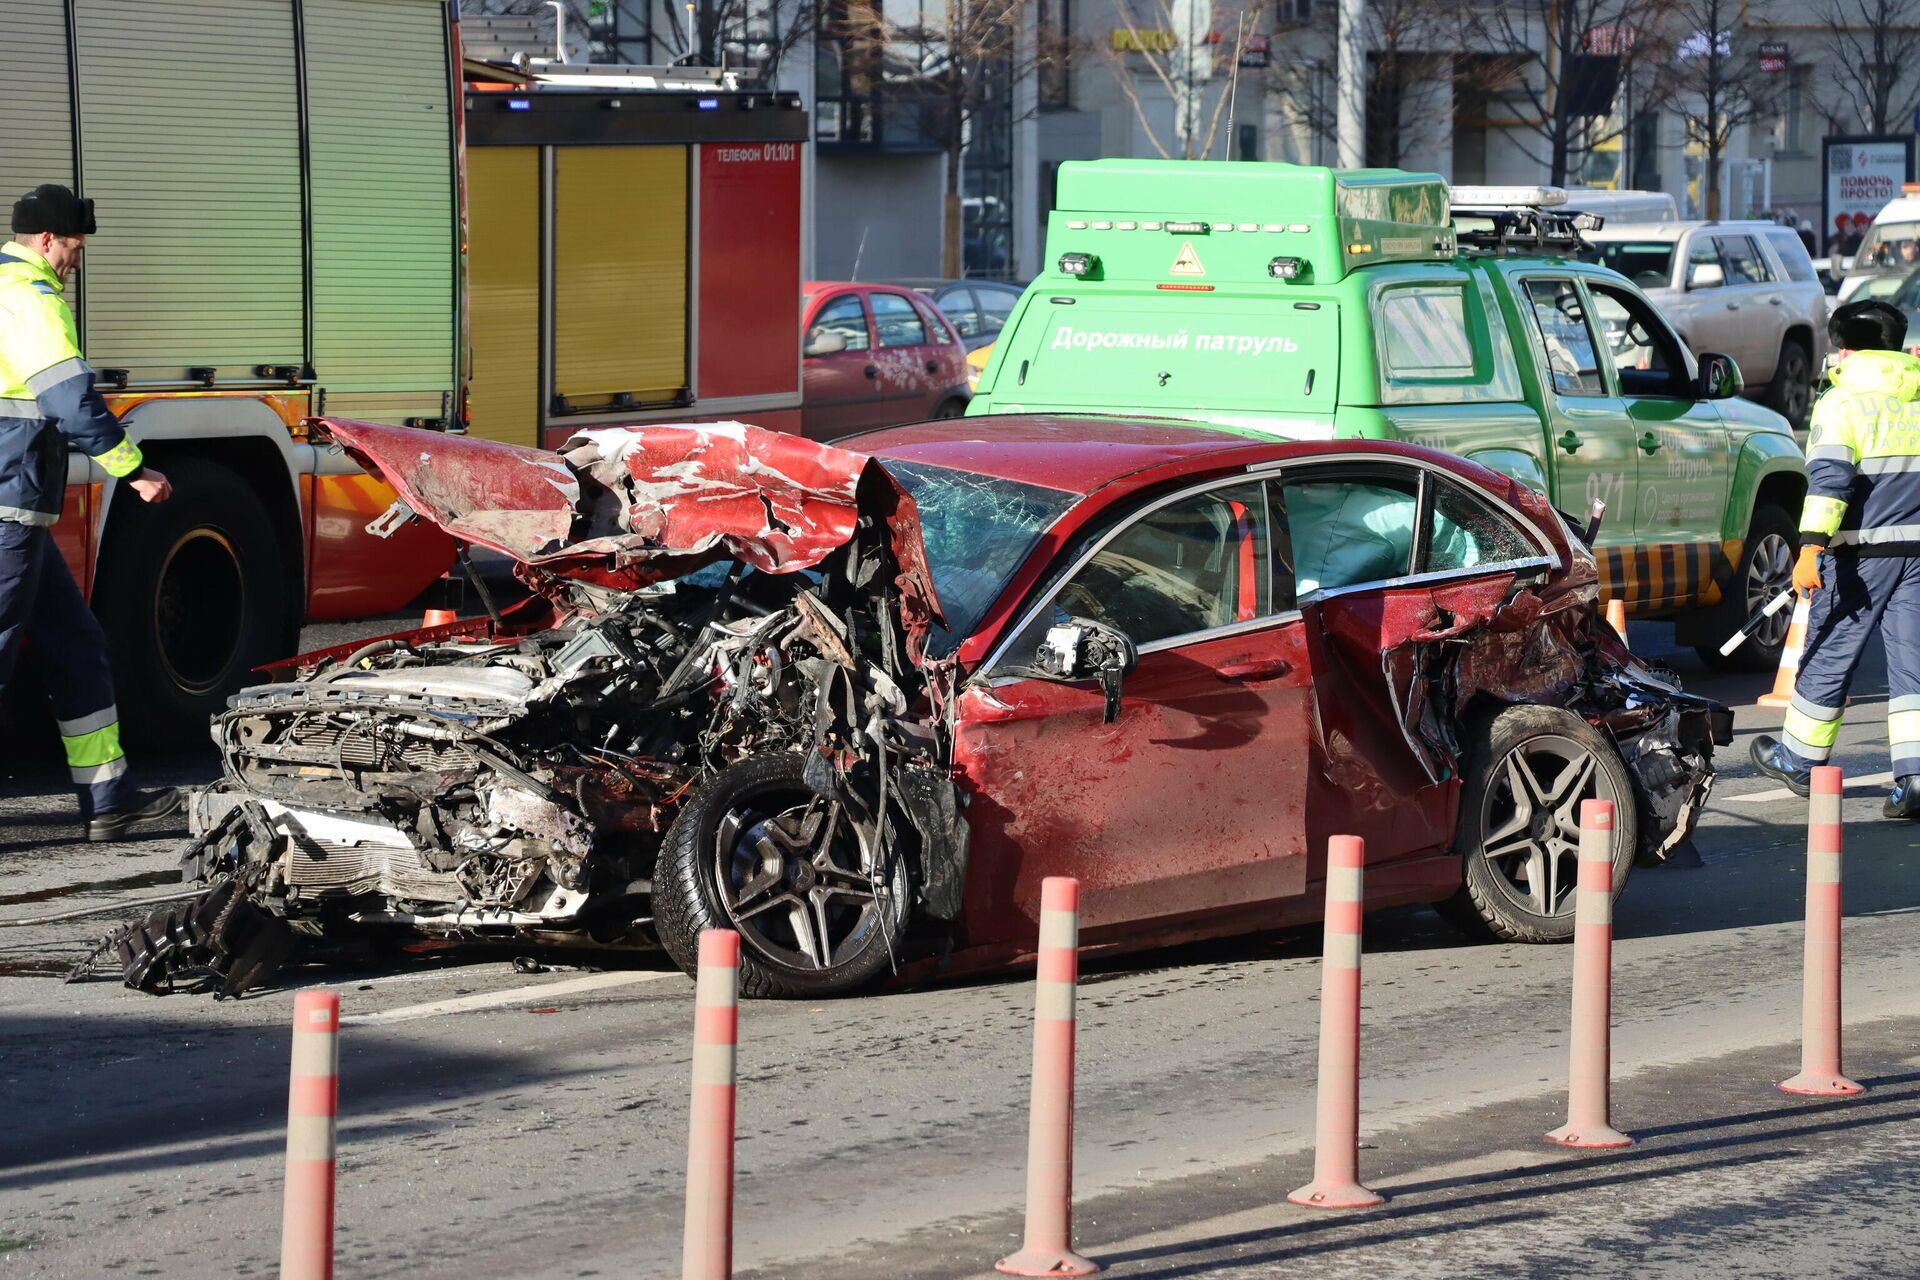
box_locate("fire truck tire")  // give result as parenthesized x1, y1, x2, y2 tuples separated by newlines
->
(95, 459, 288, 748)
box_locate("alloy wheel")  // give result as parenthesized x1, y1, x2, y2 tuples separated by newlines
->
(1744, 532, 1795, 651)
(1477, 733, 1624, 917)
(714, 792, 889, 971)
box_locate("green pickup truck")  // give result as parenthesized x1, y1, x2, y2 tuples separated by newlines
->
(969, 160, 1808, 670)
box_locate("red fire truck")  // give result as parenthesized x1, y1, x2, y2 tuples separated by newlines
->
(7, 3, 805, 744)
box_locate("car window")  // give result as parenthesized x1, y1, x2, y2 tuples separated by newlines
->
(871, 292, 929, 348)
(978, 287, 1018, 334)
(1715, 234, 1773, 285)
(939, 288, 983, 339)
(1764, 230, 1818, 283)
(810, 294, 870, 352)
(1522, 279, 1606, 396)
(1379, 285, 1477, 380)
(1050, 482, 1272, 647)
(1282, 474, 1418, 595)
(1586, 280, 1690, 398)
(881, 459, 1077, 658)
(1855, 219, 1920, 271)
(1427, 477, 1539, 572)
(914, 295, 958, 345)
(1685, 238, 1725, 289)
(1592, 241, 1676, 291)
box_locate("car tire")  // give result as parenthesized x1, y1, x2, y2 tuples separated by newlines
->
(933, 396, 968, 419)
(653, 752, 911, 998)
(1765, 337, 1813, 429)
(1437, 704, 1637, 944)
(94, 459, 290, 748)
(1694, 502, 1798, 673)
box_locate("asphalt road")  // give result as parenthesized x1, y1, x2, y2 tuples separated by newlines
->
(3, 617, 1919, 1278)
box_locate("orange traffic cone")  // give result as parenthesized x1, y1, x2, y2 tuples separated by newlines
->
(1604, 597, 1628, 643)
(1758, 596, 1811, 708)
(422, 608, 457, 628)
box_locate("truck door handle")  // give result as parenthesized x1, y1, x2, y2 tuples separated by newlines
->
(1216, 657, 1292, 682)
(1558, 430, 1582, 454)
(1637, 431, 1661, 455)
(864, 365, 878, 379)
(1769, 296, 1784, 306)
(1726, 301, 1740, 310)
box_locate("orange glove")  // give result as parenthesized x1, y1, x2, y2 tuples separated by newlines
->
(1793, 544, 1824, 595)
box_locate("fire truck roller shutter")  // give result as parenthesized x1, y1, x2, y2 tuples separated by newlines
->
(72, 0, 304, 384)
(553, 146, 689, 414)
(306, 0, 457, 426)
(0, 2, 76, 232)
(466, 147, 541, 447)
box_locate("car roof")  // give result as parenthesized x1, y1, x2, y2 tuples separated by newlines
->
(846, 415, 1457, 497)
(804, 281, 909, 298)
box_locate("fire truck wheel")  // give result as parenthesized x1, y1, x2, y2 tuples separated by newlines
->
(95, 459, 288, 749)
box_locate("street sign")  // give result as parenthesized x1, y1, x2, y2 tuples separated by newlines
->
(1759, 42, 1788, 73)
(1111, 27, 1178, 52)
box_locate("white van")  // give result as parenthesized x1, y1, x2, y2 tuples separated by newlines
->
(1837, 190, 1920, 301)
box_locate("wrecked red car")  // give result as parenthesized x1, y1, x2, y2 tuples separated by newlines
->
(96, 416, 1729, 998)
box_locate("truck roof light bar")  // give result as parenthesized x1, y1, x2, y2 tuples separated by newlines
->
(1451, 185, 1568, 209)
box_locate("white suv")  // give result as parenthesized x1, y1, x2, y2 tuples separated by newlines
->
(1583, 221, 1828, 428)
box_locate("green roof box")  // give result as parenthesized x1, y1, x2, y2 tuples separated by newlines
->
(1047, 159, 1455, 286)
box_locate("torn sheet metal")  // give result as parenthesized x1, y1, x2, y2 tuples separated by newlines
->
(317, 418, 942, 645)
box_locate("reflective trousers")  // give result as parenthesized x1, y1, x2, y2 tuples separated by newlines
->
(0, 521, 131, 817)
(1781, 551, 1920, 779)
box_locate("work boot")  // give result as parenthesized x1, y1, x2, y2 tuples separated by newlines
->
(1749, 734, 1813, 798)
(85, 788, 184, 843)
(1886, 777, 1920, 820)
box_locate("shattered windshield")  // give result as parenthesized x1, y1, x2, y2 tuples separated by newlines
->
(881, 459, 1077, 655)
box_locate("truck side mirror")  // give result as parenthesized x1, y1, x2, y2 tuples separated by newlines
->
(1688, 262, 1725, 290)
(1034, 619, 1138, 723)
(804, 329, 848, 358)
(1698, 351, 1744, 400)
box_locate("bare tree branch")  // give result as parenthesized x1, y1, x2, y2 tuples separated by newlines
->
(1818, 0, 1920, 134)
(1661, 0, 1778, 217)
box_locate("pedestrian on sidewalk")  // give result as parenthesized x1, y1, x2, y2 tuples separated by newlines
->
(0, 184, 180, 841)
(1753, 298, 1920, 818)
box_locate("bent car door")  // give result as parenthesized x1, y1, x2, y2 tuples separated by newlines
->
(952, 478, 1314, 942)
(1278, 459, 1562, 877)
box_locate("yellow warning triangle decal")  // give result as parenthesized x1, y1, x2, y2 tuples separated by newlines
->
(1170, 241, 1206, 276)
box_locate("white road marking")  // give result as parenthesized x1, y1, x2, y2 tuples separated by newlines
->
(1724, 771, 1895, 805)
(341, 970, 676, 1025)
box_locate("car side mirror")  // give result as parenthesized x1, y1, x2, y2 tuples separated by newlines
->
(1698, 351, 1744, 400)
(804, 329, 848, 358)
(1034, 619, 1138, 723)
(1688, 263, 1725, 290)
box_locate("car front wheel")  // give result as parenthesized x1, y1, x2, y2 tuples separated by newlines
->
(654, 752, 911, 997)
(1766, 337, 1813, 430)
(1695, 502, 1798, 673)
(1439, 704, 1637, 944)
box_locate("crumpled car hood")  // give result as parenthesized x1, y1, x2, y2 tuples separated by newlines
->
(317, 417, 943, 647)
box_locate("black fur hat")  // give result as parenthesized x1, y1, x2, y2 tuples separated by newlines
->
(11, 184, 96, 237)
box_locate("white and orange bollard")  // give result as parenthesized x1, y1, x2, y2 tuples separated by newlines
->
(1604, 597, 1629, 644)
(997, 877, 1098, 1277)
(1758, 596, 1811, 709)
(280, 990, 340, 1280)
(1287, 835, 1383, 1209)
(683, 930, 741, 1280)
(1545, 799, 1632, 1149)
(1780, 767, 1865, 1097)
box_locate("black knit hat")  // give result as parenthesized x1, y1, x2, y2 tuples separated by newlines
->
(11, 184, 96, 237)
(1829, 298, 1908, 352)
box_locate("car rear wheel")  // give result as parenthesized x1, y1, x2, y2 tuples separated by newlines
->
(1765, 337, 1813, 430)
(654, 752, 910, 998)
(933, 396, 968, 418)
(1694, 503, 1797, 673)
(1438, 704, 1637, 944)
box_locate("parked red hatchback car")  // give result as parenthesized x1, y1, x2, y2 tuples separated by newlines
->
(801, 282, 971, 438)
(133, 417, 1731, 1000)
